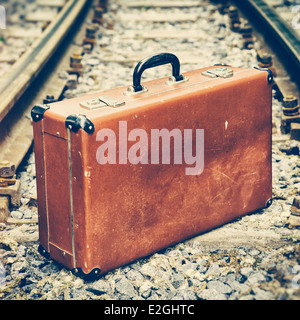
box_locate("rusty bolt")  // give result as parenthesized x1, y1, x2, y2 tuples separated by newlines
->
(228, 6, 239, 19)
(43, 95, 56, 104)
(240, 24, 253, 35)
(243, 39, 254, 50)
(230, 21, 241, 32)
(67, 74, 78, 89)
(93, 6, 104, 24)
(94, 6, 104, 17)
(99, 0, 108, 11)
(217, 2, 229, 14)
(70, 53, 83, 69)
(291, 197, 300, 216)
(0, 160, 15, 178)
(70, 53, 82, 64)
(83, 43, 93, 54)
(106, 18, 114, 30)
(86, 24, 99, 39)
(283, 106, 299, 116)
(257, 51, 272, 65)
(283, 96, 298, 109)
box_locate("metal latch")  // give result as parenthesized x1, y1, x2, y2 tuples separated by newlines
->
(80, 96, 125, 109)
(201, 67, 234, 78)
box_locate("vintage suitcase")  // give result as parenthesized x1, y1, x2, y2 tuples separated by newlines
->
(31, 53, 273, 277)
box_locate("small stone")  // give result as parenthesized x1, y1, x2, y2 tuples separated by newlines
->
(23, 210, 32, 219)
(11, 260, 28, 274)
(140, 263, 157, 278)
(141, 288, 151, 299)
(20, 198, 30, 206)
(249, 249, 260, 256)
(42, 283, 53, 294)
(206, 262, 220, 276)
(227, 279, 248, 293)
(252, 287, 274, 300)
(196, 258, 207, 273)
(182, 261, 197, 273)
(10, 210, 23, 219)
(58, 70, 69, 79)
(240, 267, 254, 278)
(16, 245, 26, 257)
(115, 278, 137, 298)
(31, 260, 45, 268)
(87, 279, 111, 296)
(40, 262, 60, 275)
(125, 269, 144, 283)
(171, 273, 185, 289)
(86, 57, 100, 66)
(207, 280, 232, 295)
(247, 271, 266, 285)
(239, 294, 255, 300)
(288, 215, 300, 228)
(87, 77, 95, 86)
(238, 248, 247, 256)
(196, 288, 227, 300)
(179, 289, 197, 300)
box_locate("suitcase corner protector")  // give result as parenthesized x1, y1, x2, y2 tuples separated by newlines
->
(31, 104, 50, 122)
(265, 198, 273, 208)
(253, 66, 273, 84)
(72, 267, 101, 280)
(38, 244, 50, 259)
(65, 114, 95, 134)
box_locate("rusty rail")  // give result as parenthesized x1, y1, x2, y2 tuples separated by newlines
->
(0, 0, 91, 168)
(234, 0, 300, 88)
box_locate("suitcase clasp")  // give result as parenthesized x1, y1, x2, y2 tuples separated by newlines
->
(80, 96, 125, 109)
(201, 67, 234, 78)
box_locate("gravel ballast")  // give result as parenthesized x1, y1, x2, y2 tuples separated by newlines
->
(0, 0, 300, 301)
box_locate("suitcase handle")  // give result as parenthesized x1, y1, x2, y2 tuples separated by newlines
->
(126, 53, 186, 94)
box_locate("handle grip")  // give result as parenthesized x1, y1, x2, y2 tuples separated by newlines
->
(131, 53, 185, 93)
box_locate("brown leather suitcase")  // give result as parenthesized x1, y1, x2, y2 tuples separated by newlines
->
(31, 53, 273, 277)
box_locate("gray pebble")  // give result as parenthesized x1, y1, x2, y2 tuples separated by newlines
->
(196, 288, 227, 300)
(23, 210, 32, 219)
(240, 267, 254, 278)
(247, 271, 266, 285)
(206, 262, 220, 276)
(125, 269, 144, 282)
(141, 288, 151, 299)
(239, 294, 255, 300)
(249, 249, 260, 256)
(11, 260, 28, 274)
(16, 245, 26, 257)
(171, 273, 185, 289)
(179, 289, 197, 300)
(252, 287, 274, 300)
(10, 210, 23, 219)
(207, 280, 232, 294)
(115, 278, 137, 298)
(87, 279, 111, 296)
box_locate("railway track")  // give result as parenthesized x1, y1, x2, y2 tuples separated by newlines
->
(236, 0, 300, 84)
(0, 0, 92, 167)
(232, 0, 300, 139)
(0, 0, 300, 300)
(0, 0, 299, 169)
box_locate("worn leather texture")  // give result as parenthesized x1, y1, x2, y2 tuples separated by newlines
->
(33, 66, 272, 275)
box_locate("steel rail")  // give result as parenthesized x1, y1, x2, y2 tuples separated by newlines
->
(234, 0, 300, 88)
(0, 0, 91, 168)
(0, 0, 89, 123)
